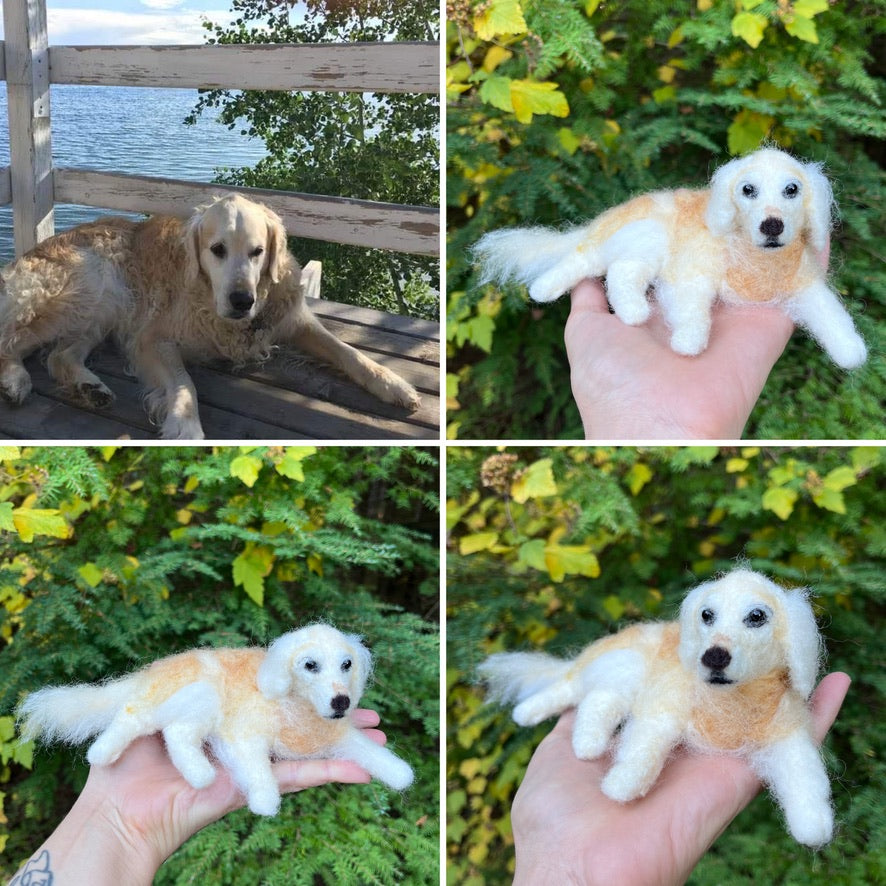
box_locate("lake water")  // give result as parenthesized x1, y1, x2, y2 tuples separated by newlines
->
(0, 83, 268, 261)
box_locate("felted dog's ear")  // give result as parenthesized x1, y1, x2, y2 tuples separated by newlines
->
(257, 630, 304, 698)
(801, 161, 834, 255)
(182, 209, 204, 283)
(781, 588, 823, 699)
(704, 155, 744, 236)
(262, 204, 290, 283)
(345, 633, 373, 702)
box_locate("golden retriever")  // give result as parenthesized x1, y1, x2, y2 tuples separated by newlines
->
(18, 624, 414, 815)
(0, 195, 421, 438)
(479, 569, 834, 846)
(473, 147, 866, 369)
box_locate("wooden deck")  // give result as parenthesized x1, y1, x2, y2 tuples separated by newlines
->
(0, 300, 439, 441)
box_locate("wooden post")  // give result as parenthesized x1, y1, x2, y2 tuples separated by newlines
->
(3, 0, 54, 256)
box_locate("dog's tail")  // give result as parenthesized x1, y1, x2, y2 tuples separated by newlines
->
(17, 678, 135, 745)
(472, 225, 592, 302)
(477, 651, 574, 706)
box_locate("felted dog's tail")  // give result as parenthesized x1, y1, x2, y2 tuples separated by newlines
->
(478, 652, 574, 706)
(472, 226, 591, 301)
(17, 678, 134, 745)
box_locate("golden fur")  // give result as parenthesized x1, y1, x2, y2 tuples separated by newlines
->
(0, 195, 421, 438)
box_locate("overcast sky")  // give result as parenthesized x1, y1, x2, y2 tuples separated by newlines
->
(0, 0, 242, 44)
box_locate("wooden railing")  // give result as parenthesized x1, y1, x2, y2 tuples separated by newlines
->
(0, 0, 440, 259)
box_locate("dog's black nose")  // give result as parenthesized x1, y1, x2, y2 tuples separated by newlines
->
(701, 646, 732, 671)
(228, 290, 255, 314)
(331, 694, 350, 718)
(759, 216, 784, 237)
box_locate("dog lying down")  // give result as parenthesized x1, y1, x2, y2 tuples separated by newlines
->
(18, 624, 414, 815)
(0, 194, 421, 439)
(474, 147, 867, 369)
(479, 569, 835, 847)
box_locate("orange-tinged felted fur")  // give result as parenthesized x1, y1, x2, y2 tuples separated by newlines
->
(18, 624, 413, 815)
(479, 569, 835, 847)
(474, 147, 867, 369)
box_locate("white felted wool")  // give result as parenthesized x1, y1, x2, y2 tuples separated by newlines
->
(480, 568, 834, 847)
(473, 147, 867, 369)
(18, 624, 413, 815)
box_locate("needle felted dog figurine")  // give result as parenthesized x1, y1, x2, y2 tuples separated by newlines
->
(474, 147, 867, 369)
(479, 569, 835, 847)
(18, 624, 414, 815)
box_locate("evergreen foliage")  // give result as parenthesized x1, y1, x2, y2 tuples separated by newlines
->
(189, 0, 440, 320)
(447, 0, 885, 439)
(446, 445, 884, 884)
(0, 445, 439, 885)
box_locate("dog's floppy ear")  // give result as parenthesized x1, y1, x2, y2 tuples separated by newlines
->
(257, 628, 307, 699)
(346, 633, 373, 702)
(262, 204, 290, 283)
(182, 206, 204, 283)
(801, 160, 834, 254)
(704, 154, 745, 236)
(781, 587, 823, 699)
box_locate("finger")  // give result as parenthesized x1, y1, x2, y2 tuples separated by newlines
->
(568, 278, 609, 314)
(273, 758, 372, 793)
(352, 708, 381, 729)
(809, 671, 851, 744)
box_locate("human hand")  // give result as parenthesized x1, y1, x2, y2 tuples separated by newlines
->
(510, 673, 850, 886)
(564, 279, 794, 439)
(10, 709, 386, 886)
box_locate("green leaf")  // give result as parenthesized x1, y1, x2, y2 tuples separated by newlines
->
(232, 543, 275, 606)
(785, 15, 819, 44)
(762, 486, 798, 520)
(78, 562, 104, 587)
(731, 12, 768, 48)
(478, 75, 515, 114)
(229, 454, 263, 488)
(518, 538, 548, 571)
(0, 502, 14, 532)
(812, 487, 845, 514)
(0, 446, 21, 462)
(793, 0, 828, 16)
(822, 466, 857, 492)
(511, 459, 557, 503)
(276, 447, 317, 481)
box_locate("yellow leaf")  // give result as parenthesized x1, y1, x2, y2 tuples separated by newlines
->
(229, 454, 263, 488)
(0, 446, 20, 462)
(728, 109, 774, 155)
(232, 543, 275, 606)
(459, 531, 499, 555)
(184, 475, 200, 493)
(585, 0, 602, 15)
(697, 0, 713, 9)
(762, 486, 798, 520)
(793, 0, 828, 16)
(474, 0, 527, 41)
(658, 65, 676, 84)
(545, 545, 600, 583)
(822, 466, 857, 492)
(307, 552, 323, 577)
(731, 11, 768, 48)
(175, 508, 192, 525)
(77, 562, 104, 587)
(812, 488, 845, 514)
(785, 16, 818, 43)
(276, 447, 317, 481)
(626, 462, 653, 495)
(667, 26, 684, 48)
(726, 458, 748, 473)
(510, 79, 570, 124)
(483, 45, 513, 73)
(11, 508, 70, 543)
(511, 458, 557, 503)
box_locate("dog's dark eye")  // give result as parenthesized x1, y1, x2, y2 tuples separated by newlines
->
(304, 660, 319, 672)
(741, 184, 758, 199)
(341, 658, 352, 672)
(783, 182, 800, 199)
(249, 246, 264, 259)
(744, 608, 768, 627)
(210, 242, 227, 259)
(701, 608, 715, 625)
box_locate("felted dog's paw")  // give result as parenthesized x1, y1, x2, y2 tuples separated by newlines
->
(380, 756, 414, 791)
(600, 766, 646, 803)
(786, 804, 834, 848)
(247, 788, 282, 816)
(571, 724, 611, 760)
(828, 334, 867, 370)
(669, 326, 708, 356)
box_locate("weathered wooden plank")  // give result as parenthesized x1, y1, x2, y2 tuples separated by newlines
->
(52, 168, 440, 256)
(3, 0, 55, 255)
(0, 40, 6, 81)
(49, 42, 440, 95)
(0, 166, 11, 206)
(312, 300, 440, 341)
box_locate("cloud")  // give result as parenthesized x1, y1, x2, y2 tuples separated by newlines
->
(40, 8, 234, 45)
(139, 0, 187, 9)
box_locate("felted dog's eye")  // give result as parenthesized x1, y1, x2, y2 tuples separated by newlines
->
(744, 608, 768, 627)
(341, 658, 352, 672)
(210, 242, 227, 259)
(701, 608, 715, 625)
(304, 660, 319, 672)
(741, 184, 758, 198)
(783, 182, 800, 198)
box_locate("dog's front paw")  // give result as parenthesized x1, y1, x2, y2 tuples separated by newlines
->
(160, 416, 206, 440)
(76, 381, 115, 408)
(0, 363, 32, 404)
(369, 368, 421, 410)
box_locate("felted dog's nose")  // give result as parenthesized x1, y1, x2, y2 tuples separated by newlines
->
(759, 216, 784, 238)
(701, 646, 732, 670)
(331, 693, 350, 717)
(228, 290, 255, 314)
